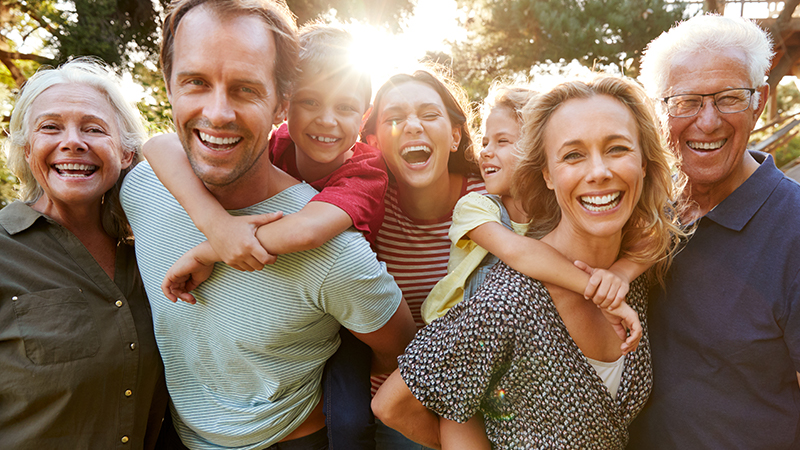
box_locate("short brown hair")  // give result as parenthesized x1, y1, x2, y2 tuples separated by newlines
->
(160, 0, 300, 103)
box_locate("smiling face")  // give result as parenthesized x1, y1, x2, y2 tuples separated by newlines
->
(25, 83, 132, 210)
(167, 6, 285, 189)
(480, 106, 521, 197)
(664, 49, 767, 197)
(287, 73, 366, 171)
(542, 95, 646, 241)
(369, 80, 461, 190)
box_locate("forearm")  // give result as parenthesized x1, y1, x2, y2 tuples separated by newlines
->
(469, 223, 589, 294)
(609, 257, 648, 283)
(253, 201, 353, 255)
(144, 133, 228, 233)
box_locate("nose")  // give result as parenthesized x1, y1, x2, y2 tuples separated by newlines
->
(205, 88, 236, 126)
(403, 115, 423, 135)
(315, 107, 337, 128)
(586, 153, 612, 183)
(61, 125, 86, 152)
(480, 142, 494, 160)
(693, 98, 723, 134)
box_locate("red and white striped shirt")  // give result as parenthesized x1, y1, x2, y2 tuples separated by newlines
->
(372, 175, 485, 392)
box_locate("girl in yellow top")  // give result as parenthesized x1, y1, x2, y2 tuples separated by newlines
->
(421, 84, 650, 349)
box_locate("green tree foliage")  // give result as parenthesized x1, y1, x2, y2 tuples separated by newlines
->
(289, 0, 414, 29)
(442, 0, 686, 100)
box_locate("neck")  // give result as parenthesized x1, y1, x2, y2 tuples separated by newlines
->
(542, 222, 621, 270)
(208, 152, 296, 210)
(295, 146, 353, 183)
(31, 195, 117, 278)
(682, 151, 759, 222)
(396, 172, 465, 221)
(501, 195, 529, 224)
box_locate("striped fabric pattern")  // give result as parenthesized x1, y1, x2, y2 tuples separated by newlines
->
(371, 175, 485, 393)
(121, 163, 401, 449)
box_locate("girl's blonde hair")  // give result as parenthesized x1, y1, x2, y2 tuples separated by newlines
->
(513, 76, 687, 284)
(475, 83, 538, 161)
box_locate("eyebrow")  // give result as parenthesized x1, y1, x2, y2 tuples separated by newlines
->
(33, 113, 111, 127)
(176, 71, 268, 90)
(560, 134, 634, 148)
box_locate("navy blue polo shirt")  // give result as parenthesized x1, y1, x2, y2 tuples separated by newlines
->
(628, 152, 800, 449)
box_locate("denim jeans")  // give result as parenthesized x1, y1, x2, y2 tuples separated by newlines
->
(323, 327, 376, 450)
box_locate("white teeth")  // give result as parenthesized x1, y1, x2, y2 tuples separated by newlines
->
(55, 163, 97, 171)
(580, 192, 621, 212)
(483, 167, 499, 174)
(199, 132, 241, 145)
(401, 145, 432, 156)
(310, 135, 339, 143)
(687, 139, 726, 150)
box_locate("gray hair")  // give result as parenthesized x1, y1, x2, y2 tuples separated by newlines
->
(640, 14, 774, 108)
(5, 57, 145, 243)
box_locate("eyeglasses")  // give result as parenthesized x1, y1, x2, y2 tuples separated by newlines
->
(662, 88, 755, 118)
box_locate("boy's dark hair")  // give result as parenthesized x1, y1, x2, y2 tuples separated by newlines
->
(160, 0, 300, 103)
(298, 22, 371, 110)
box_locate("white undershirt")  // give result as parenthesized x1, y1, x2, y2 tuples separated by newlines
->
(586, 354, 626, 399)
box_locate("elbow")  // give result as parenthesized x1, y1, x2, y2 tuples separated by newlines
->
(372, 384, 403, 428)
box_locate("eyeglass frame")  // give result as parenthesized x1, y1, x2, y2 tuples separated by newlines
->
(661, 88, 756, 118)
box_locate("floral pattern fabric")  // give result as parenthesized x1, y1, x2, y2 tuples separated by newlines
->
(399, 262, 652, 449)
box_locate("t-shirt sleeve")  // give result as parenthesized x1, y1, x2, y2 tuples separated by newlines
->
(449, 192, 503, 245)
(399, 267, 519, 422)
(319, 232, 401, 334)
(310, 143, 388, 244)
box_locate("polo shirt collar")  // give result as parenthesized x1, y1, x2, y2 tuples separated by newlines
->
(703, 151, 782, 231)
(0, 201, 46, 235)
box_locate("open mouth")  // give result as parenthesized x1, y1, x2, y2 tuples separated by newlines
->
(482, 165, 500, 175)
(580, 192, 622, 212)
(309, 134, 340, 144)
(198, 131, 242, 150)
(687, 139, 726, 151)
(54, 163, 97, 178)
(401, 145, 432, 165)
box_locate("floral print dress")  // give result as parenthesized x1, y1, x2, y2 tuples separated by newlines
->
(399, 262, 652, 449)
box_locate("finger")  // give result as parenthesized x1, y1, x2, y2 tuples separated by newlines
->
(249, 211, 284, 227)
(574, 260, 592, 274)
(263, 253, 278, 265)
(178, 292, 197, 305)
(593, 278, 612, 307)
(584, 274, 601, 299)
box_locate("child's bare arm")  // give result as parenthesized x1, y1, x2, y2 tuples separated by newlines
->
(252, 201, 353, 254)
(600, 301, 643, 354)
(143, 133, 274, 270)
(466, 222, 590, 294)
(160, 241, 219, 304)
(469, 222, 642, 352)
(440, 416, 491, 450)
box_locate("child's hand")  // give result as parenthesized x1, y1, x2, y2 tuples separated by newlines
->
(600, 302, 642, 354)
(574, 260, 630, 310)
(205, 212, 284, 271)
(161, 244, 216, 304)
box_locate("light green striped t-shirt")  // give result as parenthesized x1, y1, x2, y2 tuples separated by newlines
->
(121, 162, 401, 449)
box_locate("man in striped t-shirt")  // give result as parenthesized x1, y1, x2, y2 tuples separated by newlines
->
(121, 1, 414, 448)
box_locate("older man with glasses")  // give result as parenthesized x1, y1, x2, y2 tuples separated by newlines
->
(627, 14, 800, 450)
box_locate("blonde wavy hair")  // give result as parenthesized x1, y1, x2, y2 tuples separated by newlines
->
(513, 76, 687, 285)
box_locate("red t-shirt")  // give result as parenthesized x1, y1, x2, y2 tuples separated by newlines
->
(269, 123, 388, 244)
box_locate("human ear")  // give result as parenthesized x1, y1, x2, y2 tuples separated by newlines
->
(543, 168, 554, 190)
(366, 134, 379, 148)
(450, 127, 462, 153)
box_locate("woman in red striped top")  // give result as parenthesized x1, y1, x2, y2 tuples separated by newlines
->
(362, 69, 484, 449)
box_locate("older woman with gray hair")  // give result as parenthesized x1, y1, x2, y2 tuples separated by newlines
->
(0, 58, 167, 449)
